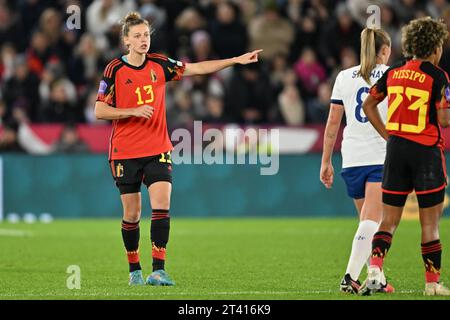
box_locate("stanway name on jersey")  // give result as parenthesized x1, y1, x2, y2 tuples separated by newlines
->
(352, 69, 384, 79)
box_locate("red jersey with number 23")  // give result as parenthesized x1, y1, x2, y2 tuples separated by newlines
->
(96, 53, 185, 160)
(369, 59, 450, 148)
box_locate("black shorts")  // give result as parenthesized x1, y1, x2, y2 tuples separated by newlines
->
(109, 152, 173, 194)
(382, 135, 446, 197)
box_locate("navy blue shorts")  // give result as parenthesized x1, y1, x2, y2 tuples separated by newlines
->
(341, 165, 383, 199)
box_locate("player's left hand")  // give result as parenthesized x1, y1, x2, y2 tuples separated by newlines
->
(320, 162, 334, 189)
(235, 49, 263, 65)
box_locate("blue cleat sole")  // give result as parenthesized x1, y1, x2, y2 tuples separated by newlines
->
(146, 270, 175, 286)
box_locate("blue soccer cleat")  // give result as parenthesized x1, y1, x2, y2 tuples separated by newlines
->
(146, 269, 175, 286)
(129, 270, 145, 286)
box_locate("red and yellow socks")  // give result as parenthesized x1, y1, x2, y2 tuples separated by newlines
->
(151, 209, 170, 271)
(422, 239, 442, 283)
(121, 220, 141, 272)
(370, 231, 393, 269)
(121, 210, 171, 273)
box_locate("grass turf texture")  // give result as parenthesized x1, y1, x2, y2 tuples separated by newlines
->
(0, 218, 449, 300)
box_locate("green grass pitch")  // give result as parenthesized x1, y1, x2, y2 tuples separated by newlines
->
(1, 217, 450, 300)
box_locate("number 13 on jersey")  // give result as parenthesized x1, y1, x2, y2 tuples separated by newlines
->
(135, 85, 154, 105)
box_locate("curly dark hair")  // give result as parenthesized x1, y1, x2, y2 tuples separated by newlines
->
(401, 17, 448, 59)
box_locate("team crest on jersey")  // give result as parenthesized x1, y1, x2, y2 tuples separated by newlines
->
(150, 69, 157, 82)
(116, 163, 124, 178)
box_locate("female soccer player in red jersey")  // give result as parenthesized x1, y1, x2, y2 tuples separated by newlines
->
(95, 12, 262, 286)
(363, 17, 450, 295)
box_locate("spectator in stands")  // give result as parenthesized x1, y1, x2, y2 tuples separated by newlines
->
(40, 8, 78, 66)
(202, 93, 231, 124)
(39, 8, 63, 48)
(270, 53, 290, 97)
(69, 33, 105, 86)
(0, 100, 6, 125)
(327, 46, 359, 91)
(2, 55, 40, 122)
(209, 1, 248, 60)
(309, 0, 330, 22)
(305, 81, 332, 123)
(393, 0, 422, 24)
(58, 26, 81, 65)
(236, 0, 258, 25)
(318, 2, 362, 70)
(0, 3, 26, 52)
(103, 22, 123, 61)
(52, 123, 89, 153)
(281, 0, 304, 25)
(0, 43, 17, 82)
(294, 47, 327, 99)
(1, 0, 449, 128)
(290, 14, 319, 63)
(0, 119, 25, 152)
(174, 7, 207, 58)
(189, 74, 212, 119)
(248, 0, 295, 62)
(187, 30, 215, 63)
(226, 63, 273, 124)
(340, 46, 359, 70)
(167, 89, 196, 130)
(426, 0, 448, 19)
(278, 82, 305, 126)
(26, 30, 59, 78)
(39, 61, 77, 120)
(40, 78, 78, 123)
(379, 2, 402, 58)
(19, 0, 48, 42)
(86, 0, 136, 51)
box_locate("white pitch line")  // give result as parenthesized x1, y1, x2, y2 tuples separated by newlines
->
(0, 289, 423, 298)
(0, 229, 33, 237)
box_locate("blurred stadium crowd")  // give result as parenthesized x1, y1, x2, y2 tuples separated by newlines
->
(1, 0, 450, 153)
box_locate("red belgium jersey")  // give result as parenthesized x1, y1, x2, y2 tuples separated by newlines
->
(370, 59, 450, 147)
(96, 53, 185, 160)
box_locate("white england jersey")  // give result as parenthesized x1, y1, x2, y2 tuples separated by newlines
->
(330, 64, 388, 168)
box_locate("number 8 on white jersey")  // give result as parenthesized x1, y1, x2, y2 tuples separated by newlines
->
(330, 64, 389, 169)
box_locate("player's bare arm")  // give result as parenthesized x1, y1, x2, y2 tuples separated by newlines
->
(437, 108, 450, 127)
(363, 95, 389, 140)
(183, 49, 263, 76)
(95, 101, 154, 120)
(320, 104, 344, 189)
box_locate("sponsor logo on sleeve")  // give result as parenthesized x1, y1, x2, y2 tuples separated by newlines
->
(168, 57, 183, 67)
(445, 85, 450, 102)
(98, 80, 107, 94)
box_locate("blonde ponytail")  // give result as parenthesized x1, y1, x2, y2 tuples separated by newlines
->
(358, 28, 391, 85)
(359, 28, 376, 85)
